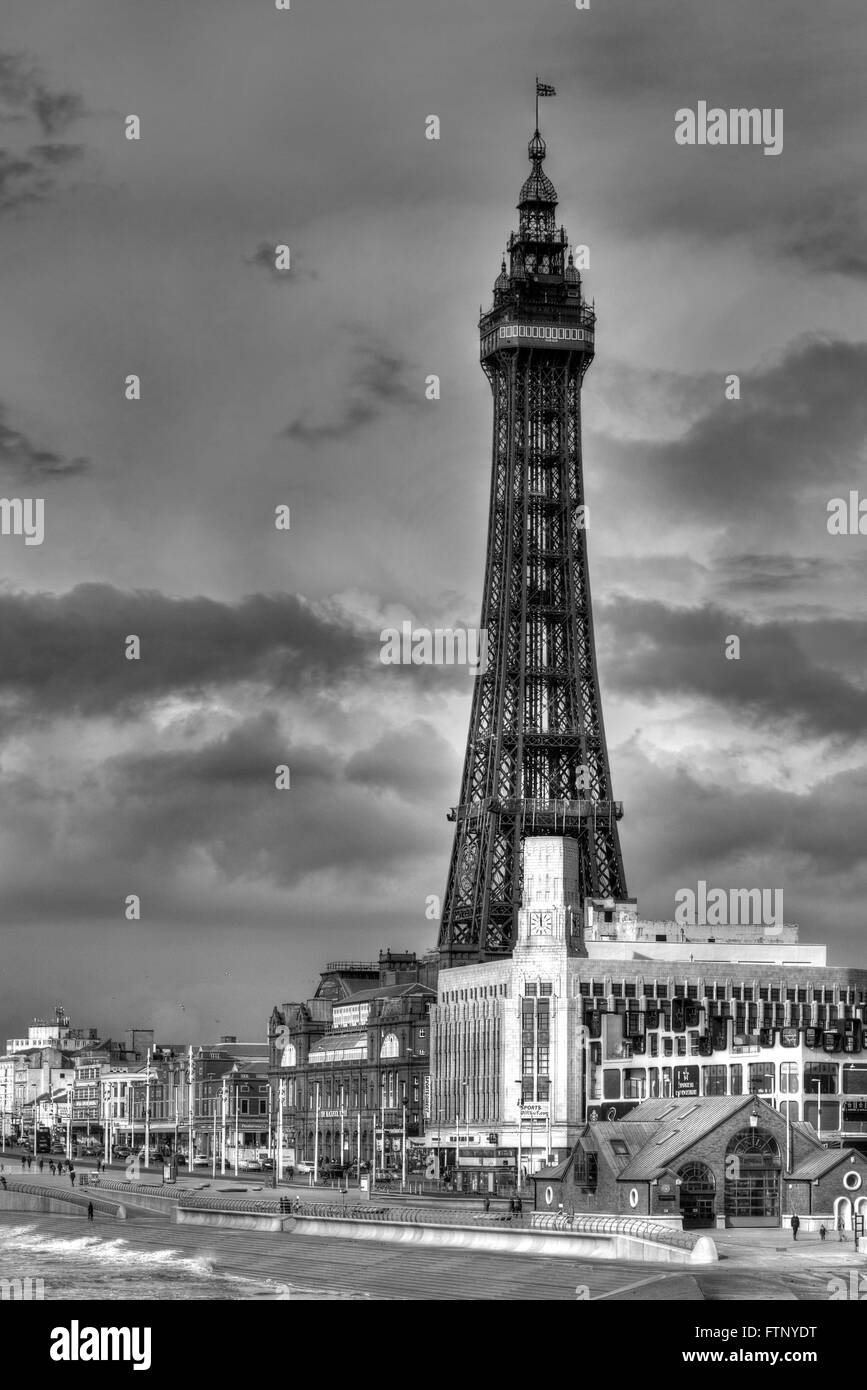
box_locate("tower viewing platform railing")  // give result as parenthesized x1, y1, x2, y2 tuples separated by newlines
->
(448, 797, 623, 826)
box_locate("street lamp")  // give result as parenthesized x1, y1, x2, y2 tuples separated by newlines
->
(749, 1097, 760, 1129)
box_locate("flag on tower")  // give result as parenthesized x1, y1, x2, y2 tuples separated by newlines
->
(536, 81, 557, 97)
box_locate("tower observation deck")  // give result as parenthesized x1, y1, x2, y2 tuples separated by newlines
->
(438, 125, 627, 967)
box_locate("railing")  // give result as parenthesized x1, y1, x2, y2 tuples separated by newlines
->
(530, 1212, 701, 1251)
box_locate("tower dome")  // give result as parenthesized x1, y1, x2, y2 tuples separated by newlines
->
(519, 128, 558, 207)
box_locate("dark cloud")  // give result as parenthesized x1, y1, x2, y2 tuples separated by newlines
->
(781, 194, 867, 280)
(0, 51, 87, 210)
(596, 337, 867, 527)
(345, 721, 456, 800)
(0, 404, 90, 479)
(619, 747, 867, 904)
(282, 339, 421, 443)
(0, 584, 376, 722)
(600, 595, 867, 740)
(31, 88, 86, 136)
(29, 142, 84, 166)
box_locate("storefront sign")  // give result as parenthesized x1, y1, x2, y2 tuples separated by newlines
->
(518, 1103, 549, 1121)
(673, 1066, 699, 1097)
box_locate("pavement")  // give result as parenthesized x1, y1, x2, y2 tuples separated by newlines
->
(5, 1166, 867, 1300)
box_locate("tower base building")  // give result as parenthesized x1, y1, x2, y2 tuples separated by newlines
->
(427, 837, 867, 1192)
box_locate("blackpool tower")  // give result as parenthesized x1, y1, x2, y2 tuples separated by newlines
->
(438, 121, 627, 966)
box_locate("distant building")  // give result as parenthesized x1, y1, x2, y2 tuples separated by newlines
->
(268, 951, 437, 1170)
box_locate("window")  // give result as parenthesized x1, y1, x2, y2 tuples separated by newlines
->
(805, 1062, 838, 1095)
(843, 1066, 867, 1095)
(650, 1034, 659, 1057)
(730, 1064, 743, 1095)
(539, 982, 553, 997)
(603, 1070, 621, 1099)
(703, 1065, 726, 1096)
(525, 982, 538, 996)
(380, 1033, 399, 1060)
(748, 1062, 775, 1094)
(624, 1068, 646, 1100)
(610, 1138, 630, 1155)
(280, 1042, 296, 1068)
(780, 1063, 799, 1094)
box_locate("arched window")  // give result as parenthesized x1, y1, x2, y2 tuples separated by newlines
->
(724, 1129, 781, 1222)
(380, 1033, 399, 1059)
(281, 1042, 296, 1068)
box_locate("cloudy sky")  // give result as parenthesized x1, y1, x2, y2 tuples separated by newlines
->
(1, 0, 866, 1047)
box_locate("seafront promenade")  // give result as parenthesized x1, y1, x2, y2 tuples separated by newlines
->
(2, 1168, 866, 1301)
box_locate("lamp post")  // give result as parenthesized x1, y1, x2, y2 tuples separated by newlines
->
(401, 1099, 407, 1191)
(813, 1078, 823, 1141)
(515, 1081, 523, 1194)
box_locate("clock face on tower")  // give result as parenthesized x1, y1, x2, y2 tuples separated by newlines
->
(529, 910, 554, 935)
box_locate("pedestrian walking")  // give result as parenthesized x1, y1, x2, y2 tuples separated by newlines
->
(20, 1155, 25, 1170)
(26, 1155, 32, 1169)
(508, 1195, 516, 1217)
(791, 1213, 800, 1241)
(838, 1214, 847, 1242)
(87, 1202, 94, 1222)
(820, 1224, 827, 1242)
(38, 1158, 44, 1173)
(0, 1175, 6, 1190)
(70, 1171, 76, 1187)
(516, 1195, 523, 1222)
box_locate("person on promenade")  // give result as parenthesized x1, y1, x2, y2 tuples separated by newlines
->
(20, 1155, 25, 1170)
(820, 1224, 827, 1241)
(483, 1195, 490, 1215)
(791, 1213, 800, 1241)
(26, 1155, 32, 1169)
(70, 1170, 76, 1187)
(38, 1158, 44, 1173)
(838, 1214, 847, 1242)
(87, 1202, 94, 1222)
(0, 1175, 6, 1189)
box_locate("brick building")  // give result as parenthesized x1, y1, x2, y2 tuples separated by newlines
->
(532, 1094, 867, 1231)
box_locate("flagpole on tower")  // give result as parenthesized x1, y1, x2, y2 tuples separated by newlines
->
(535, 73, 538, 131)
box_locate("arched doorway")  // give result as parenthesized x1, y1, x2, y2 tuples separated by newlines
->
(724, 1129, 781, 1226)
(678, 1161, 716, 1228)
(834, 1195, 852, 1230)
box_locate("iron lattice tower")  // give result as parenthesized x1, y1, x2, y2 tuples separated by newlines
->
(438, 126, 627, 966)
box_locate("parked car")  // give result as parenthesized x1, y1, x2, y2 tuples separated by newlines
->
(112, 1146, 131, 1159)
(50, 1144, 65, 1155)
(374, 1170, 398, 1183)
(294, 1160, 315, 1174)
(260, 1158, 274, 1170)
(192, 1154, 210, 1167)
(239, 1157, 262, 1171)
